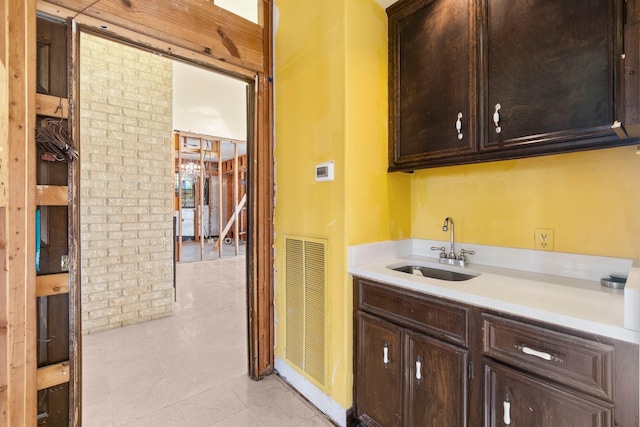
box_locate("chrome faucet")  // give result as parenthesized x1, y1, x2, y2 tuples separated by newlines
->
(442, 217, 455, 259)
(431, 216, 475, 267)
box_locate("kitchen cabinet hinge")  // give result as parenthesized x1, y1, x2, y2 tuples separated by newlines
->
(468, 362, 474, 380)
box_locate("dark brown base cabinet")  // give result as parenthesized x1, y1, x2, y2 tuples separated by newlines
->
(357, 313, 469, 427)
(353, 277, 639, 427)
(484, 361, 613, 427)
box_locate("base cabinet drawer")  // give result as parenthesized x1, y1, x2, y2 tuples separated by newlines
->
(484, 360, 613, 427)
(482, 313, 614, 399)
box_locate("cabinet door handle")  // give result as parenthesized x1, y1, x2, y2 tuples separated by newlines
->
(415, 355, 422, 380)
(515, 344, 564, 363)
(493, 103, 502, 134)
(383, 342, 390, 365)
(503, 393, 511, 425)
(456, 112, 463, 140)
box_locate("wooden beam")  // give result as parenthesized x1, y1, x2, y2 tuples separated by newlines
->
(40, 0, 263, 72)
(0, 13, 8, 425)
(35, 93, 68, 119)
(0, 10, 8, 209)
(36, 361, 70, 390)
(208, 194, 247, 257)
(36, 273, 69, 297)
(36, 185, 68, 206)
(6, 1, 38, 426)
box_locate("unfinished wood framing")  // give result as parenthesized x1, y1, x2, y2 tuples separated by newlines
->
(2, 1, 274, 424)
(174, 130, 248, 262)
(4, 2, 38, 427)
(40, 0, 263, 72)
(35, 93, 69, 119)
(36, 273, 70, 297)
(35, 184, 68, 206)
(36, 361, 70, 390)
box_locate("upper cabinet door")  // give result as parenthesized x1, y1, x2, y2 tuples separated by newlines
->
(389, 0, 477, 170)
(483, 0, 621, 151)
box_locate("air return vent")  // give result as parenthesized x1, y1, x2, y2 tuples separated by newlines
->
(284, 235, 328, 388)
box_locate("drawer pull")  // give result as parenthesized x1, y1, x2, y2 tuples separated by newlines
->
(383, 342, 390, 365)
(515, 344, 564, 363)
(503, 393, 511, 425)
(416, 355, 422, 381)
(456, 112, 463, 140)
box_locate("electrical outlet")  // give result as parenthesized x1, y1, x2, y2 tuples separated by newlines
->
(534, 228, 554, 251)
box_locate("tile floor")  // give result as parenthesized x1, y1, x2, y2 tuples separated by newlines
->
(179, 239, 246, 263)
(83, 257, 334, 426)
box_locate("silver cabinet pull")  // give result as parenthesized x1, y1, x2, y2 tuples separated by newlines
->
(456, 112, 463, 140)
(383, 342, 390, 365)
(493, 103, 502, 134)
(515, 344, 564, 363)
(503, 393, 511, 425)
(415, 355, 422, 380)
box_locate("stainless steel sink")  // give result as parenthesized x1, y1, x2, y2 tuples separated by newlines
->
(389, 265, 477, 281)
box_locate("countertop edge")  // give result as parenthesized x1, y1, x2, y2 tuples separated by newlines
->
(350, 261, 640, 345)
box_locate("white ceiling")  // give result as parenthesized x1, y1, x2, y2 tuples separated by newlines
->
(375, 0, 399, 9)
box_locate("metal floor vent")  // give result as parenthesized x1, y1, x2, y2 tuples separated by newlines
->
(284, 235, 327, 388)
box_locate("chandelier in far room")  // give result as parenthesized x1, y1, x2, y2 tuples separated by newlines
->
(181, 160, 201, 183)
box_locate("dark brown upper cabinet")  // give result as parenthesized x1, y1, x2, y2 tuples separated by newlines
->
(388, 0, 638, 171)
(389, 0, 478, 166)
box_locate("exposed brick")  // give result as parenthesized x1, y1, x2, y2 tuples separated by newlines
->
(80, 33, 173, 335)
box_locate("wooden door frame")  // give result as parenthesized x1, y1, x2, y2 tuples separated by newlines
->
(37, 0, 274, 384)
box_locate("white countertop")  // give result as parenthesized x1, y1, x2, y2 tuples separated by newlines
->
(349, 240, 640, 344)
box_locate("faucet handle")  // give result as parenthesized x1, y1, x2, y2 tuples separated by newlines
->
(431, 246, 446, 258)
(460, 249, 475, 260)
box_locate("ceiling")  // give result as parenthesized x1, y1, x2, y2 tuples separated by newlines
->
(375, 0, 398, 8)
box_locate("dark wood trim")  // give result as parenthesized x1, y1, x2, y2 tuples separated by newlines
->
(67, 15, 81, 426)
(247, 0, 274, 380)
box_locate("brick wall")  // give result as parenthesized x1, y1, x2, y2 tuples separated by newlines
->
(79, 33, 174, 334)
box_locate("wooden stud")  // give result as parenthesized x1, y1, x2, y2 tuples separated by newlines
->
(36, 361, 70, 390)
(35, 93, 68, 119)
(36, 185, 68, 206)
(36, 273, 69, 297)
(6, 1, 38, 425)
(175, 132, 183, 262)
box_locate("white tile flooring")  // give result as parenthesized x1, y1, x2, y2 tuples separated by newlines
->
(83, 257, 334, 426)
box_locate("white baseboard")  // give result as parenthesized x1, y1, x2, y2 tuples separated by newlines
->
(274, 357, 348, 427)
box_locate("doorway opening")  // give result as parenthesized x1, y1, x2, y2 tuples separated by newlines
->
(172, 61, 249, 264)
(78, 31, 253, 420)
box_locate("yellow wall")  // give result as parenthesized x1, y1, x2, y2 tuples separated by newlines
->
(274, 0, 409, 409)
(274, 0, 348, 407)
(411, 146, 640, 259)
(344, 0, 412, 246)
(275, 0, 640, 413)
